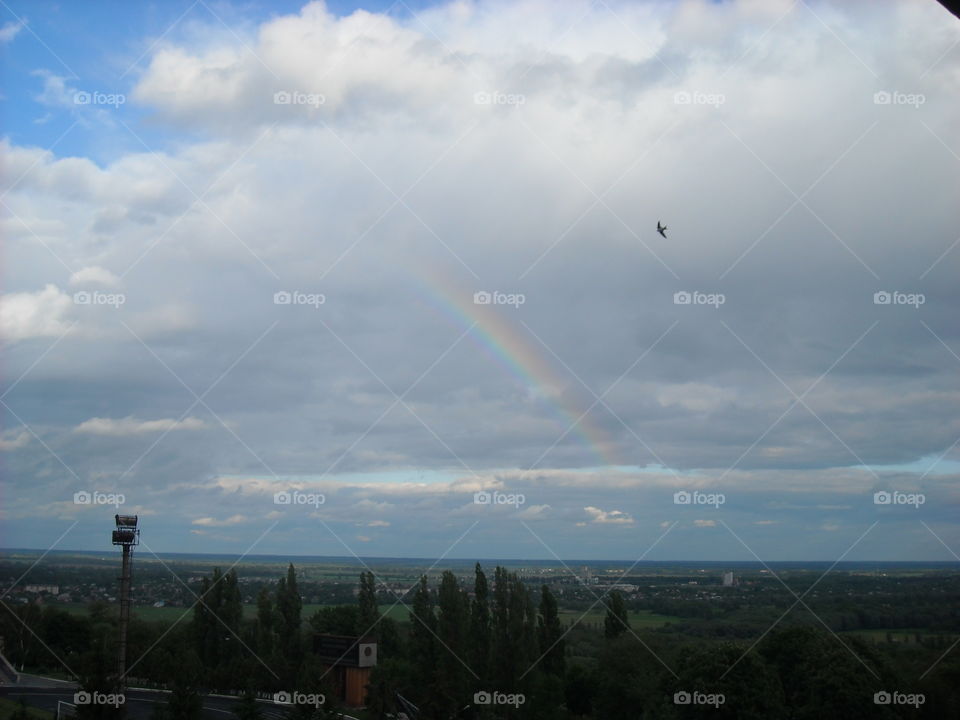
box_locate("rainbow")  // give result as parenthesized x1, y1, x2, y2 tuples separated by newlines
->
(410, 265, 620, 467)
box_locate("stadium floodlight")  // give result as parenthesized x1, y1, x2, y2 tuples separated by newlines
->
(111, 514, 139, 683)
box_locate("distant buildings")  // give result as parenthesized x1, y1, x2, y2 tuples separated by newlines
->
(24, 584, 59, 594)
(722, 572, 735, 587)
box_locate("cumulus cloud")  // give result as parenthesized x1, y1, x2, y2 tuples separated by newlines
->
(0, 430, 31, 451)
(69, 266, 121, 287)
(0, 284, 74, 341)
(192, 514, 247, 527)
(0, 19, 24, 44)
(584, 506, 634, 525)
(2, 0, 958, 559)
(74, 416, 208, 436)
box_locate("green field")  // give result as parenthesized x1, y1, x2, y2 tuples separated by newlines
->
(57, 602, 677, 630)
(840, 628, 960, 644)
(558, 608, 679, 628)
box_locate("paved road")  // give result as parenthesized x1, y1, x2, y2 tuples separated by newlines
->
(0, 684, 358, 720)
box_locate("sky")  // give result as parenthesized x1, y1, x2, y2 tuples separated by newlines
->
(1, 0, 959, 562)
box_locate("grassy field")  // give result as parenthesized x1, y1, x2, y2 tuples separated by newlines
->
(840, 628, 960, 644)
(558, 608, 680, 628)
(57, 602, 678, 630)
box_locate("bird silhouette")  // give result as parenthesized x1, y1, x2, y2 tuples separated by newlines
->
(657, 221, 668, 238)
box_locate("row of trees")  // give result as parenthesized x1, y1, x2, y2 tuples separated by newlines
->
(4, 561, 960, 718)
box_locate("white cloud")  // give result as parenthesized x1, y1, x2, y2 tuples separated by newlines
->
(74, 416, 208, 436)
(0, 430, 30, 451)
(192, 514, 246, 527)
(584, 506, 634, 524)
(69, 266, 121, 287)
(0, 20, 24, 45)
(0, 284, 73, 341)
(693, 519, 717, 527)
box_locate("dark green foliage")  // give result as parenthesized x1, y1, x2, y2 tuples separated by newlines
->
(356, 571, 379, 636)
(537, 585, 564, 678)
(603, 591, 630, 640)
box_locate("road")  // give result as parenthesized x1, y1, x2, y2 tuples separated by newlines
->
(0, 682, 360, 720)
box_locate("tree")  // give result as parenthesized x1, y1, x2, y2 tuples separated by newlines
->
(490, 567, 536, 700)
(603, 591, 630, 640)
(435, 571, 470, 718)
(408, 576, 438, 717)
(255, 587, 275, 656)
(469, 563, 491, 690)
(166, 646, 203, 720)
(537, 585, 565, 678)
(308, 605, 358, 636)
(356, 571, 379, 636)
(232, 690, 262, 720)
(74, 630, 124, 720)
(564, 664, 597, 717)
(759, 626, 892, 720)
(275, 564, 303, 687)
(667, 641, 784, 719)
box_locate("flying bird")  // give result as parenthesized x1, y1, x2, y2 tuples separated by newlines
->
(657, 221, 668, 238)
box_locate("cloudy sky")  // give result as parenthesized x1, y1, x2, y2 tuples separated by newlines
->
(1, 0, 959, 562)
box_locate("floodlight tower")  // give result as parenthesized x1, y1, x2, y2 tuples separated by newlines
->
(112, 514, 139, 682)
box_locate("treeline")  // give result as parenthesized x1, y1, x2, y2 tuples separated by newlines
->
(4, 563, 960, 718)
